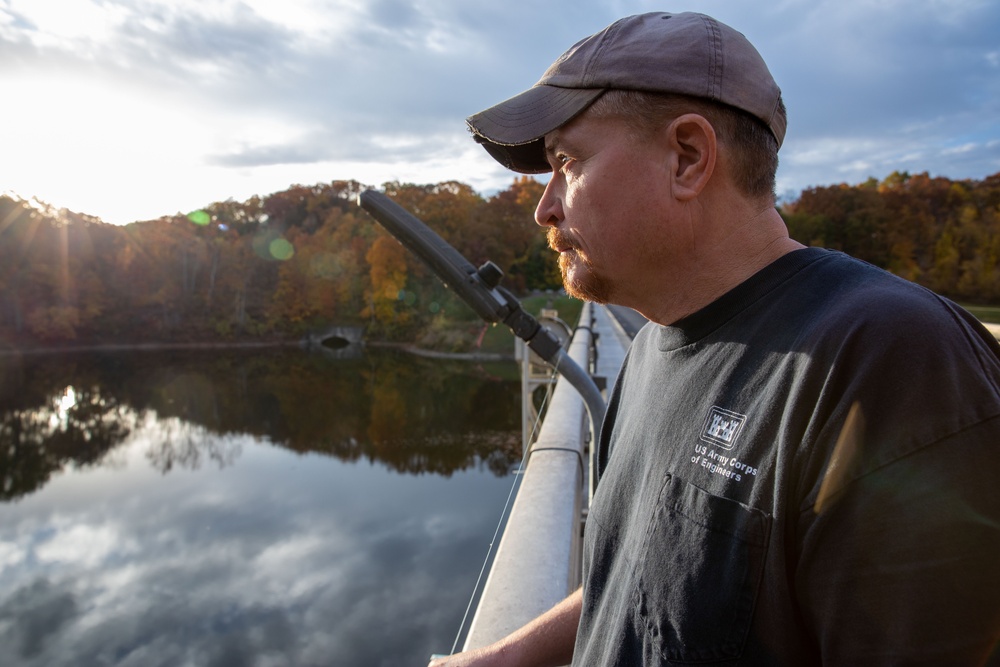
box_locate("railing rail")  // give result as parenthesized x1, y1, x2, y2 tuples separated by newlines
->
(461, 302, 594, 649)
(462, 302, 630, 652)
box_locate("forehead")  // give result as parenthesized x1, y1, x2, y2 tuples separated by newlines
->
(543, 110, 629, 156)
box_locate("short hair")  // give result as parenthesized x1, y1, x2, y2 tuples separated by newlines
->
(588, 90, 783, 202)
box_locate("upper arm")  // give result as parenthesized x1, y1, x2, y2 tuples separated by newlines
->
(795, 416, 1000, 664)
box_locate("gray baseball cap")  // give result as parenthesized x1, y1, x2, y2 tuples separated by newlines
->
(467, 12, 786, 173)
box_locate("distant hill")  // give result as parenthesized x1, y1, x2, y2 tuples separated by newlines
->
(2, 170, 998, 349)
(0, 178, 555, 349)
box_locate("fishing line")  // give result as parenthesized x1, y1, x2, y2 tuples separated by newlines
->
(447, 365, 559, 656)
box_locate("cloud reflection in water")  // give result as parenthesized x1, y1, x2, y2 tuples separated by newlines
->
(0, 350, 521, 665)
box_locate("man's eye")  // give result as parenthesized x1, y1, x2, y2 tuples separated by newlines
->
(558, 154, 572, 165)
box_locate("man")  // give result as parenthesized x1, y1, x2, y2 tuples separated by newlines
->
(432, 12, 1000, 666)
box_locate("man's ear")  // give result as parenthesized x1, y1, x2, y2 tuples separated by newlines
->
(666, 114, 717, 201)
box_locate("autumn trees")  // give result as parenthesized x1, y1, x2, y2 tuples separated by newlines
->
(2, 171, 998, 349)
(781, 171, 1000, 302)
(0, 199, 119, 342)
(0, 178, 559, 348)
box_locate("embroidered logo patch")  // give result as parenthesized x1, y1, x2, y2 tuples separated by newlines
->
(700, 406, 747, 450)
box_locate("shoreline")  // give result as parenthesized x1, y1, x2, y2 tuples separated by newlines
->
(0, 338, 515, 362)
(0, 340, 301, 357)
(366, 340, 514, 362)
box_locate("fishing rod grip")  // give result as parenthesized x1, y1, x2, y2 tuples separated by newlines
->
(494, 285, 561, 361)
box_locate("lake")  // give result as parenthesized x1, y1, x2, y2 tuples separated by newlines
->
(0, 346, 523, 666)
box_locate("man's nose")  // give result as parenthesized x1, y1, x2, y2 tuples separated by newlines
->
(534, 178, 564, 227)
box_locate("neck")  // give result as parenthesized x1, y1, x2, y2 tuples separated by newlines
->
(626, 199, 804, 326)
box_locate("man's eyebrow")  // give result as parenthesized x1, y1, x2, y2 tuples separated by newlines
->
(543, 132, 564, 159)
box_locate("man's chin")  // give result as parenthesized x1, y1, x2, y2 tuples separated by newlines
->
(561, 265, 613, 304)
(565, 284, 609, 304)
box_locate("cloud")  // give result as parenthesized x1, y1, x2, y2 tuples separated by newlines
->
(0, 579, 80, 659)
(34, 523, 129, 567)
(208, 140, 333, 168)
(1, 0, 999, 223)
(0, 415, 515, 665)
(760, 1, 1000, 138)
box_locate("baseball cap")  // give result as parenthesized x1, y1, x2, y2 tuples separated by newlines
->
(466, 11, 786, 173)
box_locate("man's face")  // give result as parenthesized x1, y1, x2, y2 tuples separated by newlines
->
(535, 111, 674, 306)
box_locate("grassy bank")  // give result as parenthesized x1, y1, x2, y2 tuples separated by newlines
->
(416, 293, 584, 356)
(963, 303, 1000, 324)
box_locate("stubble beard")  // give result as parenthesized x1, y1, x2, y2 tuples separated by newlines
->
(548, 228, 614, 304)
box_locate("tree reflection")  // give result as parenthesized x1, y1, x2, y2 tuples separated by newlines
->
(0, 348, 521, 500)
(0, 373, 137, 500)
(144, 417, 244, 474)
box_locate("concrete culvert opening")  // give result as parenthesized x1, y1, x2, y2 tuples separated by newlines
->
(321, 336, 351, 350)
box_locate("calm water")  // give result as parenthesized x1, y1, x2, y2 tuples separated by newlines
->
(0, 346, 523, 666)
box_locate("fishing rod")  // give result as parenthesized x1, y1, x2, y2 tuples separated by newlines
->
(359, 189, 605, 661)
(357, 189, 605, 442)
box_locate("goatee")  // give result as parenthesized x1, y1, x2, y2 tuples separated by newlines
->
(547, 228, 614, 304)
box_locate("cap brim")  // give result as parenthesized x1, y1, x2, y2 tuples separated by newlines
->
(467, 86, 605, 173)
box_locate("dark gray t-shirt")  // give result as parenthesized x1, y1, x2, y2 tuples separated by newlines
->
(575, 248, 1000, 666)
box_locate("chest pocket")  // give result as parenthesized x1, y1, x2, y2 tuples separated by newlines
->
(633, 474, 770, 663)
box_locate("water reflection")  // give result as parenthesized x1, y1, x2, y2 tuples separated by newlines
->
(0, 348, 522, 500)
(0, 348, 522, 665)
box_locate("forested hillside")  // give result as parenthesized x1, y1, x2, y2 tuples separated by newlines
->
(0, 178, 553, 347)
(782, 171, 1000, 301)
(1, 170, 997, 349)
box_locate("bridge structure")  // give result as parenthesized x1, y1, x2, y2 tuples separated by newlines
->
(302, 325, 365, 348)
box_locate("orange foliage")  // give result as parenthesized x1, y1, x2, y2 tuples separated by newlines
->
(782, 171, 1000, 302)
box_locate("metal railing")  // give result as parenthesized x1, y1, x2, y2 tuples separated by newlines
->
(461, 302, 634, 651)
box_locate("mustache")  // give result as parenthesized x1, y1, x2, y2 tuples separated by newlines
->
(547, 228, 578, 252)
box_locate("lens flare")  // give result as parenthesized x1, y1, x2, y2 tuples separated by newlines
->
(187, 210, 211, 226)
(269, 238, 294, 261)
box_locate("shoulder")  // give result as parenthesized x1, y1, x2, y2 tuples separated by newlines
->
(779, 250, 1000, 501)
(786, 249, 1000, 370)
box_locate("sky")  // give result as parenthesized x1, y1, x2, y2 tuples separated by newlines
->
(1, 0, 999, 226)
